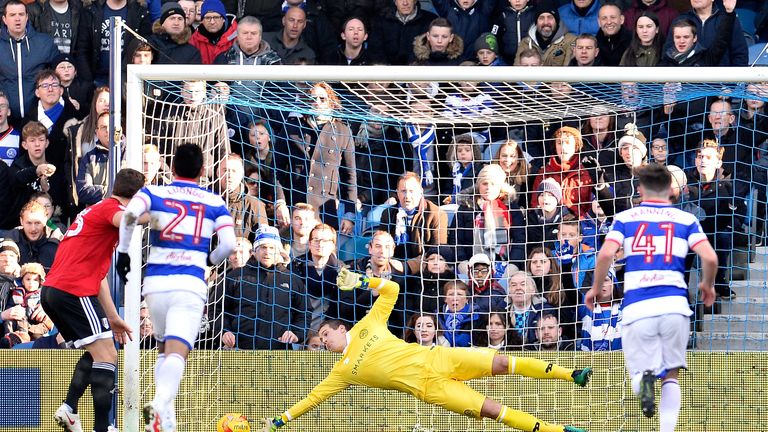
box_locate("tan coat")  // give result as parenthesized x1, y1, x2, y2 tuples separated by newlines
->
(515, 24, 577, 66)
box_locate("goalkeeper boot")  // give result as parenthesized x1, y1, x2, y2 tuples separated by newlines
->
(143, 403, 161, 432)
(639, 370, 656, 418)
(54, 403, 83, 432)
(564, 426, 588, 432)
(571, 368, 593, 387)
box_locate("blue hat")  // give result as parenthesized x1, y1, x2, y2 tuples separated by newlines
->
(253, 226, 282, 250)
(201, 0, 226, 18)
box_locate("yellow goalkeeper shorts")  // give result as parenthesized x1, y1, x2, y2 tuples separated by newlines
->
(421, 346, 497, 419)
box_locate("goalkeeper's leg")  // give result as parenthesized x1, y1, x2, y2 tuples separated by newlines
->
(482, 399, 584, 432)
(494, 355, 592, 386)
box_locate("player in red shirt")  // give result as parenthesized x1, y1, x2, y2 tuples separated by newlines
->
(41, 168, 145, 432)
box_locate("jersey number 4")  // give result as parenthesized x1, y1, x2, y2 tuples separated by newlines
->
(160, 200, 206, 244)
(631, 222, 674, 263)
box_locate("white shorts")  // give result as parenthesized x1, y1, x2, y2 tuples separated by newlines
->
(145, 291, 205, 350)
(623, 313, 689, 379)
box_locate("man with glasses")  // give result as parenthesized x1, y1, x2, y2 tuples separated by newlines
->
(0, 0, 61, 124)
(190, 0, 237, 64)
(75, 112, 112, 206)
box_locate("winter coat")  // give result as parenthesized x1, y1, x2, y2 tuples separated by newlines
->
(328, 44, 374, 65)
(221, 183, 269, 242)
(0, 162, 12, 229)
(222, 258, 307, 349)
(449, 197, 526, 266)
(27, 0, 82, 54)
(432, 0, 497, 60)
(380, 198, 448, 272)
(213, 40, 281, 65)
(9, 151, 68, 223)
(74, 0, 151, 83)
(623, 0, 679, 37)
(596, 26, 631, 66)
(662, 8, 743, 66)
(411, 31, 464, 66)
(291, 253, 343, 331)
(1, 226, 61, 270)
(619, 43, 660, 67)
(558, 0, 601, 36)
(368, 4, 436, 65)
(75, 141, 109, 206)
(531, 155, 593, 217)
(147, 22, 202, 65)
(0, 27, 60, 122)
(190, 16, 238, 64)
(515, 21, 577, 66)
(496, 3, 536, 65)
(685, 171, 745, 237)
(523, 205, 570, 255)
(262, 31, 316, 64)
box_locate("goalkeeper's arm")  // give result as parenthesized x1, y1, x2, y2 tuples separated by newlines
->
(262, 373, 350, 430)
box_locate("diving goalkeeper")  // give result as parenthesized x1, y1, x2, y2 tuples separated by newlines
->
(261, 269, 592, 432)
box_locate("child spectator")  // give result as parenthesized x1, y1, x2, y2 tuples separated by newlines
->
(432, 0, 496, 60)
(443, 133, 484, 205)
(650, 135, 668, 165)
(403, 313, 450, 347)
(507, 270, 551, 347)
(578, 269, 622, 352)
(404, 97, 439, 201)
(411, 18, 465, 66)
(525, 177, 571, 254)
(474, 32, 505, 66)
(496, 0, 536, 65)
(581, 195, 611, 251)
(465, 253, 508, 315)
(607, 123, 647, 213)
(437, 280, 477, 347)
(0, 239, 21, 342)
(553, 214, 596, 291)
(414, 246, 456, 314)
(494, 139, 531, 209)
(2, 262, 53, 347)
(53, 54, 92, 119)
(31, 191, 66, 236)
(9, 122, 61, 219)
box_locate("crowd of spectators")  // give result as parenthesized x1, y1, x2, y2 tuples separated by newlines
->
(0, 0, 766, 352)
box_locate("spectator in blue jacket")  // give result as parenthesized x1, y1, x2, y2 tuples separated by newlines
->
(0, 0, 60, 125)
(432, 0, 499, 61)
(438, 279, 478, 347)
(665, 0, 747, 66)
(559, 0, 601, 36)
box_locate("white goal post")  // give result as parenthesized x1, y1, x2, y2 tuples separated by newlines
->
(122, 65, 768, 432)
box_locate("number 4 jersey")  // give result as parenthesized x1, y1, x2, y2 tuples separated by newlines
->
(126, 180, 234, 300)
(605, 200, 708, 325)
(46, 197, 125, 297)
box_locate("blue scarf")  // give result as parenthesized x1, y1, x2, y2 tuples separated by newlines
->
(38, 99, 64, 131)
(394, 206, 417, 245)
(406, 123, 436, 187)
(451, 161, 473, 202)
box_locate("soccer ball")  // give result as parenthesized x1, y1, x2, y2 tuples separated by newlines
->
(217, 413, 251, 432)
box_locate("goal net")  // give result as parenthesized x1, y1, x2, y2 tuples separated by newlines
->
(121, 65, 768, 432)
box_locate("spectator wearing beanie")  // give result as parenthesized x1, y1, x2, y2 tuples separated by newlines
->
(515, 0, 577, 66)
(474, 32, 505, 66)
(531, 126, 593, 217)
(190, 0, 238, 64)
(607, 124, 647, 213)
(525, 177, 571, 254)
(52, 54, 92, 119)
(148, 1, 202, 65)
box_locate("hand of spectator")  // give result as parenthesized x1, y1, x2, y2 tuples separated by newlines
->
(221, 331, 236, 348)
(340, 219, 354, 236)
(699, 282, 717, 307)
(583, 288, 597, 311)
(275, 203, 290, 227)
(116, 252, 131, 284)
(277, 330, 298, 344)
(1, 305, 25, 321)
(580, 155, 604, 185)
(69, 97, 80, 111)
(108, 315, 133, 345)
(442, 196, 452, 205)
(30, 305, 48, 322)
(723, 0, 736, 13)
(553, 241, 575, 265)
(36, 163, 56, 178)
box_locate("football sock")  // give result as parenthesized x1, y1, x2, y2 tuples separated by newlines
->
(155, 353, 166, 384)
(153, 353, 186, 409)
(90, 362, 116, 432)
(496, 405, 565, 432)
(659, 379, 681, 432)
(65, 351, 93, 413)
(509, 356, 573, 381)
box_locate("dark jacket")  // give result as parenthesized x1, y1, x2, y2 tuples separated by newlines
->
(1, 227, 61, 270)
(410, 31, 464, 66)
(596, 26, 631, 66)
(75, 141, 109, 206)
(262, 31, 316, 65)
(0, 160, 13, 229)
(222, 257, 307, 349)
(686, 171, 745, 237)
(368, 4, 436, 65)
(291, 252, 342, 330)
(524, 206, 571, 255)
(0, 26, 60, 124)
(147, 22, 202, 65)
(662, 9, 743, 66)
(9, 152, 68, 224)
(380, 198, 448, 272)
(432, 0, 497, 60)
(74, 0, 151, 83)
(27, 0, 82, 54)
(496, 3, 536, 65)
(328, 44, 374, 65)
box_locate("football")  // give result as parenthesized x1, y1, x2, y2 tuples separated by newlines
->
(217, 413, 251, 432)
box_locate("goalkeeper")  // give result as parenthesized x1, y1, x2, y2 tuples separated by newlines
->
(261, 269, 592, 432)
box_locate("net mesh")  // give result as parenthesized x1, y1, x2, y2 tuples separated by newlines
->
(125, 74, 768, 432)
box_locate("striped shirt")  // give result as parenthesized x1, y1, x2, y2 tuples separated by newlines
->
(127, 180, 233, 298)
(0, 127, 20, 166)
(605, 200, 707, 325)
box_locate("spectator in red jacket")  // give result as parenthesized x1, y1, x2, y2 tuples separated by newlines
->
(190, 0, 238, 64)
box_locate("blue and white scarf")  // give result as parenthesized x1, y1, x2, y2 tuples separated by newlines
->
(406, 123, 436, 187)
(451, 161, 473, 201)
(38, 99, 65, 131)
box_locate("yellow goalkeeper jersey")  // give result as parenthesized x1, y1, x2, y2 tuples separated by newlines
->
(285, 278, 433, 421)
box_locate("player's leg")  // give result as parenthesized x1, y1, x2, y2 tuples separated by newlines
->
(480, 399, 586, 432)
(622, 317, 664, 418)
(492, 355, 592, 386)
(657, 314, 690, 432)
(84, 338, 119, 432)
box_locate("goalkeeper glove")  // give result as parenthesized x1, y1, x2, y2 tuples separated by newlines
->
(261, 417, 285, 431)
(336, 268, 369, 291)
(116, 252, 131, 284)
